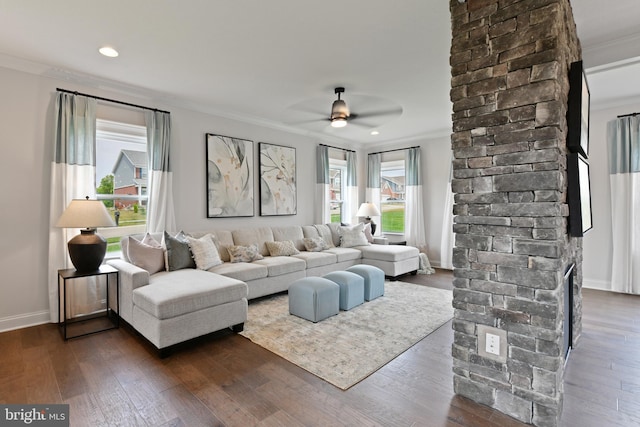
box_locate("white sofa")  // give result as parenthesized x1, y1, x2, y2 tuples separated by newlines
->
(108, 224, 419, 354)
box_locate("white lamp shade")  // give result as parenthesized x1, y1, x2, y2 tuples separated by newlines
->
(356, 202, 381, 217)
(56, 198, 116, 229)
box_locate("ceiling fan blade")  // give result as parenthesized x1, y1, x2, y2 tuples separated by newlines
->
(350, 107, 403, 120)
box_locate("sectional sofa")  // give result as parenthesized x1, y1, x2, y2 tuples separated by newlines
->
(108, 223, 419, 354)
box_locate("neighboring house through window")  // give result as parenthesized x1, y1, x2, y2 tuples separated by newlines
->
(96, 119, 148, 255)
(380, 159, 405, 233)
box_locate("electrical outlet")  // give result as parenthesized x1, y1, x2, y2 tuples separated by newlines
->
(478, 324, 507, 361)
(486, 333, 500, 356)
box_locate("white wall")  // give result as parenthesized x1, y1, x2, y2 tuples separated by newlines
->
(0, 65, 452, 331)
(582, 100, 640, 290)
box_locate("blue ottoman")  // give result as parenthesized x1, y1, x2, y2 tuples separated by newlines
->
(346, 265, 385, 301)
(288, 277, 339, 322)
(324, 271, 365, 311)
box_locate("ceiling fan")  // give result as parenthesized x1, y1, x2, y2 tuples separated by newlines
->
(282, 87, 403, 132)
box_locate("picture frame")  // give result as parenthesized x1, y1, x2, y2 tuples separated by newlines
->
(205, 133, 254, 218)
(259, 142, 297, 216)
(567, 153, 593, 237)
(567, 60, 590, 158)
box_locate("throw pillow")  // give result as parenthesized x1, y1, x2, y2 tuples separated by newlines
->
(266, 240, 300, 256)
(127, 237, 165, 274)
(186, 234, 223, 270)
(227, 244, 265, 263)
(303, 237, 329, 252)
(163, 231, 196, 271)
(339, 223, 370, 248)
(141, 233, 162, 248)
(363, 222, 374, 243)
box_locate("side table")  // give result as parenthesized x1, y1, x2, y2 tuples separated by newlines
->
(58, 265, 119, 340)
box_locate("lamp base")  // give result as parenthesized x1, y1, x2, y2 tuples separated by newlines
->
(68, 229, 107, 272)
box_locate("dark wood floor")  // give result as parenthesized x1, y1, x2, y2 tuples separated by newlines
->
(1, 270, 638, 426)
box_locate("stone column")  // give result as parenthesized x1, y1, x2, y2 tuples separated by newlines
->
(449, 1, 582, 426)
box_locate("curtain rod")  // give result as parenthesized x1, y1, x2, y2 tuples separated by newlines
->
(368, 145, 419, 155)
(319, 143, 355, 153)
(618, 112, 639, 118)
(56, 88, 170, 115)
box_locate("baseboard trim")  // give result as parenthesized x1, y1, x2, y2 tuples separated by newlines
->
(0, 310, 51, 333)
(582, 278, 611, 291)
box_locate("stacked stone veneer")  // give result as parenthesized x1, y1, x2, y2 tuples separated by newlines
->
(449, 1, 583, 426)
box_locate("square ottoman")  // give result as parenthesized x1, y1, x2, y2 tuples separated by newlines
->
(323, 271, 365, 311)
(288, 277, 339, 322)
(346, 265, 385, 301)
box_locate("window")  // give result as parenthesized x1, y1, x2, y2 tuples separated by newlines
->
(329, 159, 346, 223)
(95, 119, 148, 256)
(380, 159, 405, 233)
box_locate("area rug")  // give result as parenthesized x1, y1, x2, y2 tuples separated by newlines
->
(240, 281, 453, 389)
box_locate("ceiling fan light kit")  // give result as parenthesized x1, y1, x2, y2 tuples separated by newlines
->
(330, 87, 349, 128)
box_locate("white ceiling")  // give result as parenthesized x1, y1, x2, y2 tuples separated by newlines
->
(0, 0, 639, 146)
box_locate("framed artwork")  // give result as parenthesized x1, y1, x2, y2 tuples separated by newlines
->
(205, 133, 254, 217)
(259, 142, 297, 216)
(567, 153, 593, 237)
(567, 60, 590, 158)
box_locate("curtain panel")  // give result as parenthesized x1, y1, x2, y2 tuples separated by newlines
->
(345, 151, 358, 225)
(607, 116, 640, 294)
(48, 93, 102, 322)
(366, 153, 382, 235)
(316, 145, 331, 224)
(440, 157, 455, 269)
(404, 147, 427, 252)
(145, 110, 176, 233)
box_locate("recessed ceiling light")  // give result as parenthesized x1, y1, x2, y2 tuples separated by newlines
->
(99, 46, 119, 58)
(370, 130, 380, 135)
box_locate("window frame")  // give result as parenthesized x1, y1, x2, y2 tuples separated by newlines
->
(95, 119, 148, 259)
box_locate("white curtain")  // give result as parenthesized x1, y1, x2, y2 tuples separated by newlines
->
(405, 147, 427, 252)
(344, 151, 359, 225)
(607, 116, 640, 294)
(440, 154, 454, 269)
(48, 92, 102, 322)
(145, 110, 176, 233)
(366, 153, 382, 235)
(316, 145, 331, 224)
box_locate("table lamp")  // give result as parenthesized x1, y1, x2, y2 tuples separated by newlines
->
(56, 197, 116, 272)
(357, 202, 381, 235)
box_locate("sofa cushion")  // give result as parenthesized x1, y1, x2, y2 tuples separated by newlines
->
(254, 256, 306, 276)
(228, 244, 264, 263)
(266, 240, 300, 256)
(164, 231, 196, 271)
(232, 227, 274, 256)
(324, 247, 363, 262)
(133, 270, 247, 320)
(186, 234, 223, 270)
(358, 244, 419, 262)
(127, 236, 165, 275)
(272, 226, 305, 251)
(293, 251, 338, 268)
(302, 225, 319, 239)
(209, 262, 268, 282)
